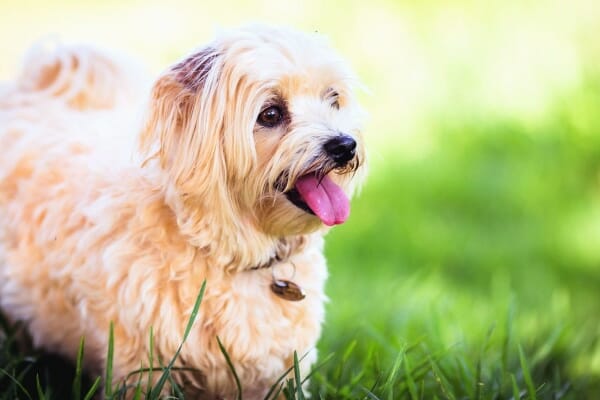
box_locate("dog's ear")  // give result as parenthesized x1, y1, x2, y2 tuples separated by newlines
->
(139, 47, 228, 195)
(139, 46, 263, 248)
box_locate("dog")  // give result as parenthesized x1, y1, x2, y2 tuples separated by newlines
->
(0, 25, 366, 398)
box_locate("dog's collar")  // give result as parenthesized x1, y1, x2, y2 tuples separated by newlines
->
(250, 237, 306, 302)
(250, 236, 305, 270)
(249, 254, 281, 271)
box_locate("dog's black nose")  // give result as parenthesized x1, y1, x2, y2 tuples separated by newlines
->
(323, 135, 357, 166)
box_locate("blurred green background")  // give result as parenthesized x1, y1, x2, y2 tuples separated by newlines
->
(1, 0, 600, 397)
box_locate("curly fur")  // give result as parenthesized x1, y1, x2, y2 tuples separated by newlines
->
(0, 25, 366, 398)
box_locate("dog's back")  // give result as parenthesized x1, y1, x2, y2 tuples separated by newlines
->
(1, 43, 140, 110)
(0, 43, 147, 180)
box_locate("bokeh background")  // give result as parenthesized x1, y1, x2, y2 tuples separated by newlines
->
(1, 0, 600, 397)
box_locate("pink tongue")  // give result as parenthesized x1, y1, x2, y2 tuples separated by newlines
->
(295, 174, 350, 226)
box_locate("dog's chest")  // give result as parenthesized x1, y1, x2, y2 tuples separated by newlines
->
(200, 254, 327, 360)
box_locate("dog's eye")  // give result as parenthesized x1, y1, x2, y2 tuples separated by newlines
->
(257, 106, 283, 128)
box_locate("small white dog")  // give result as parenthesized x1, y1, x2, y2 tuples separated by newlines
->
(0, 25, 366, 398)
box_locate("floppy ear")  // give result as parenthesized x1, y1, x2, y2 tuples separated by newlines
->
(139, 47, 227, 197)
(139, 47, 266, 256)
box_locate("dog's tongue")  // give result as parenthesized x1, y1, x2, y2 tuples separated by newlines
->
(295, 174, 350, 226)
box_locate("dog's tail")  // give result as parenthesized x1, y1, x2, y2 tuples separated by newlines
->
(11, 42, 143, 110)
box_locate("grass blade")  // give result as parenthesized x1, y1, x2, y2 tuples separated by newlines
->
(0, 367, 33, 400)
(518, 344, 537, 400)
(301, 352, 334, 385)
(361, 386, 383, 400)
(429, 357, 456, 400)
(132, 361, 143, 400)
(105, 322, 114, 399)
(474, 356, 482, 400)
(285, 378, 295, 398)
(293, 351, 306, 400)
(382, 347, 405, 399)
(265, 382, 285, 400)
(35, 374, 46, 400)
(167, 372, 186, 398)
(72, 336, 85, 400)
(150, 280, 206, 398)
(510, 373, 521, 400)
(403, 353, 418, 400)
(263, 366, 293, 400)
(83, 377, 102, 400)
(475, 326, 495, 400)
(264, 351, 311, 400)
(502, 299, 515, 389)
(217, 336, 242, 400)
(147, 325, 154, 396)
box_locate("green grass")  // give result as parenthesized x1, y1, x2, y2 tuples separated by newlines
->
(2, 0, 600, 398)
(311, 85, 600, 397)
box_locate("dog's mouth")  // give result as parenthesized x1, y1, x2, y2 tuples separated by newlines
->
(284, 173, 350, 226)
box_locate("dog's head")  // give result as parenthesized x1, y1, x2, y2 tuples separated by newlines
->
(141, 26, 366, 238)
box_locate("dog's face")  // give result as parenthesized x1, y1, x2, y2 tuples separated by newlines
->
(141, 26, 366, 237)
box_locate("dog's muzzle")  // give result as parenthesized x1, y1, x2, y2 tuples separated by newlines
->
(274, 133, 360, 226)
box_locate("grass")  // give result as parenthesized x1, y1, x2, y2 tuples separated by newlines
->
(311, 102, 600, 397)
(2, 0, 600, 398)
(313, 132, 600, 398)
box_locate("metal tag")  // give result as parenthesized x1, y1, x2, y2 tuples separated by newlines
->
(270, 280, 306, 301)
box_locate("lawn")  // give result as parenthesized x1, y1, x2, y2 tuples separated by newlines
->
(319, 113, 600, 398)
(1, 0, 600, 398)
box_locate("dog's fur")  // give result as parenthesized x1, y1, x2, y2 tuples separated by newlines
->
(0, 26, 365, 398)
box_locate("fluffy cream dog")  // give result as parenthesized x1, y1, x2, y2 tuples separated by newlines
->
(0, 25, 366, 398)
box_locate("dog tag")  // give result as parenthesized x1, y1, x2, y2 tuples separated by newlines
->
(270, 280, 306, 301)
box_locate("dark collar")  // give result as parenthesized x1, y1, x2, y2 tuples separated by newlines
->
(249, 236, 306, 271)
(249, 236, 307, 301)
